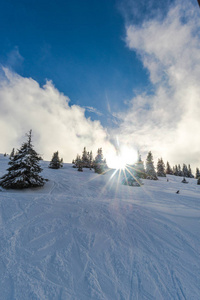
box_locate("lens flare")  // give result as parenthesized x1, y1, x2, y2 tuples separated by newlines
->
(106, 146, 138, 170)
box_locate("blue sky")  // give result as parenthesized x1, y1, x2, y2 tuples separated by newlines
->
(1, 0, 200, 169)
(0, 0, 152, 124)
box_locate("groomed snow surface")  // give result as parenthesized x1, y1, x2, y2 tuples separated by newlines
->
(0, 155, 199, 300)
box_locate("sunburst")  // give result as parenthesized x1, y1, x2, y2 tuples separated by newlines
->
(106, 145, 138, 170)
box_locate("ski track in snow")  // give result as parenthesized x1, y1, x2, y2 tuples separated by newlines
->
(0, 156, 200, 299)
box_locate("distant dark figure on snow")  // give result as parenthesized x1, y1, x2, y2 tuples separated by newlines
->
(176, 190, 180, 194)
(78, 165, 83, 172)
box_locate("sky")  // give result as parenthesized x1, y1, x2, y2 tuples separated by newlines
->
(0, 0, 200, 170)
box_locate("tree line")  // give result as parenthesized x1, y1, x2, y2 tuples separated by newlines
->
(72, 147, 107, 174)
(0, 130, 200, 189)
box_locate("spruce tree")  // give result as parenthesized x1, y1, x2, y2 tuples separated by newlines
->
(89, 151, 93, 170)
(182, 164, 188, 177)
(0, 130, 45, 189)
(72, 149, 93, 170)
(157, 158, 166, 177)
(72, 155, 79, 168)
(122, 157, 143, 186)
(173, 165, 178, 176)
(122, 172, 143, 186)
(10, 148, 15, 160)
(93, 148, 107, 174)
(49, 151, 63, 169)
(72, 159, 76, 168)
(178, 164, 182, 176)
(134, 152, 146, 179)
(187, 164, 193, 178)
(82, 147, 90, 168)
(76, 155, 83, 172)
(196, 167, 200, 179)
(145, 151, 158, 180)
(166, 162, 173, 175)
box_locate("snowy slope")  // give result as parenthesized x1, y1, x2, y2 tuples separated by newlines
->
(0, 154, 199, 300)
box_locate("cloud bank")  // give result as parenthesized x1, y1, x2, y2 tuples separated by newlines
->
(0, 68, 114, 162)
(115, 0, 200, 169)
(1, 0, 200, 171)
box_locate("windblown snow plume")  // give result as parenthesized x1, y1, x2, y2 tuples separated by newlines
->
(0, 68, 113, 161)
(116, 1, 200, 168)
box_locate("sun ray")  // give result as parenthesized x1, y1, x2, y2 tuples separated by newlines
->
(109, 169, 119, 180)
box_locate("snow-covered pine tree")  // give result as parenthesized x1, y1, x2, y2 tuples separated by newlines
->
(196, 167, 200, 179)
(49, 151, 63, 169)
(72, 155, 79, 168)
(187, 164, 194, 178)
(122, 161, 143, 186)
(89, 151, 93, 170)
(178, 164, 182, 176)
(145, 151, 158, 180)
(166, 162, 173, 175)
(93, 148, 107, 174)
(76, 155, 83, 172)
(172, 166, 175, 174)
(134, 152, 146, 178)
(182, 164, 188, 177)
(173, 165, 178, 176)
(0, 130, 45, 189)
(122, 172, 143, 187)
(10, 148, 15, 160)
(82, 147, 90, 168)
(157, 158, 166, 177)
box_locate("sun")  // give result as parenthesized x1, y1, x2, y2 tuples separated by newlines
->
(106, 146, 138, 170)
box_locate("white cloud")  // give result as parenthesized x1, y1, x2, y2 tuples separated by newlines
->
(115, 0, 200, 169)
(6, 46, 24, 70)
(84, 106, 103, 116)
(0, 68, 114, 162)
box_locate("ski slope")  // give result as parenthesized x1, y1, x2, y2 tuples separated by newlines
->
(0, 155, 199, 299)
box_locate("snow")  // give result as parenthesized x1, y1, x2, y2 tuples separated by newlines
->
(0, 154, 200, 299)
